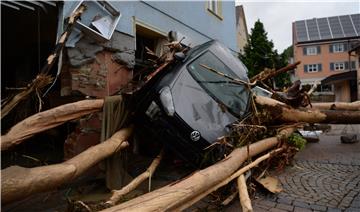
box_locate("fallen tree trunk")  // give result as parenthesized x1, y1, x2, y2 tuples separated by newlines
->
(1, 127, 132, 204)
(310, 101, 360, 111)
(255, 96, 360, 124)
(174, 148, 284, 211)
(106, 150, 164, 206)
(101, 128, 293, 212)
(1, 99, 104, 150)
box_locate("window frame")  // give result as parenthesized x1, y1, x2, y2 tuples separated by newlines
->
(207, 0, 222, 20)
(332, 43, 345, 53)
(306, 46, 317, 55)
(334, 62, 345, 71)
(307, 64, 319, 72)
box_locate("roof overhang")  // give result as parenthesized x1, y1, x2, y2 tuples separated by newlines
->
(321, 71, 357, 85)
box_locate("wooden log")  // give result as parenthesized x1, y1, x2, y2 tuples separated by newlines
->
(1, 99, 104, 151)
(101, 129, 293, 212)
(106, 150, 164, 206)
(1, 127, 132, 204)
(255, 95, 360, 124)
(173, 148, 284, 211)
(310, 101, 360, 111)
(237, 174, 253, 212)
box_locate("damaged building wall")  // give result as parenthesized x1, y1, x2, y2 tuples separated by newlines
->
(62, 32, 134, 97)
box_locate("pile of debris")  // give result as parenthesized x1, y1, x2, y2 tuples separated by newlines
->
(2, 4, 360, 212)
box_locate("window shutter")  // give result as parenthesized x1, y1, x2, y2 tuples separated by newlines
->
(344, 43, 348, 51)
(345, 61, 349, 70)
(318, 64, 322, 71)
(303, 47, 307, 55)
(351, 61, 356, 70)
(304, 65, 308, 72)
(317, 46, 321, 54)
(330, 63, 334, 71)
(329, 44, 333, 53)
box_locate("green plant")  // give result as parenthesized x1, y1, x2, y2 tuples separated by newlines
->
(288, 133, 307, 150)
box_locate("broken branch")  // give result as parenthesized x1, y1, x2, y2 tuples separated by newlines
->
(106, 149, 164, 206)
(237, 174, 253, 212)
(250, 61, 301, 83)
(1, 99, 104, 151)
(1, 127, 133, 204)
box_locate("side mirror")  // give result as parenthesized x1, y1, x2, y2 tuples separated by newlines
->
(174, 52, 185, 61)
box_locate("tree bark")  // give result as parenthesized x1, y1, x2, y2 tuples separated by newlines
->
(238, 174, 253, 212)
(106, 150, 163, 206)
(101, 129, 293, 212)
(174, 148, 284, 211)
(1, 99, 104, 151)
(310, 101, 360, 111)
(255, 95, 360, 124)
(1, 127, 132, 204)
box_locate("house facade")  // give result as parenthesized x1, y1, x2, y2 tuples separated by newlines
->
(235, 5, 249, 53)
(59, 0, 239, 97)
(293, 14, 360, 102)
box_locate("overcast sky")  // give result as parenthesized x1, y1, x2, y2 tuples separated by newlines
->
(236, 0, 360, 53)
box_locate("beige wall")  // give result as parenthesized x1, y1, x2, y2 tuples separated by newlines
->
(235, 5, 248, 53)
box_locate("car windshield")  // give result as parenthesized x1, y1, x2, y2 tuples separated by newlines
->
(187, 51, 249, 117)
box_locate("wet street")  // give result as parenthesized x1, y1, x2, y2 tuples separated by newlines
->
(239, 125, 360, 212)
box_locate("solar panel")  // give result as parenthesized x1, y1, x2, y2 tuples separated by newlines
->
(317, 18, 332, 39)
(295, 21, 308, 42)
(306, 19, 320, 40)
(295, 14, 359, 43)
(351, 14, 360, 36)
(339, 15, 357, 37)
(328, 16, 344, 38)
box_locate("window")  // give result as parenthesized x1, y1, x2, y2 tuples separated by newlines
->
(187, 51, 249, 117)
(330, 61, 355, 71)
(303, 46, 320, 55)
(307, 64, 319, 72)
(304, 64, 322, 72)
(332, 43, 345, 53)
(306, 47, 317, 55)
(135, 24, 167, 65)
(208, 0, 222, 19)
(334, 62, 345, 71)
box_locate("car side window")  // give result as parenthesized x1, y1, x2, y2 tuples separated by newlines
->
(187, 51, 249, 117)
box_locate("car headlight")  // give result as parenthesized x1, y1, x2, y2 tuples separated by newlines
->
(159, 86, 175, 116)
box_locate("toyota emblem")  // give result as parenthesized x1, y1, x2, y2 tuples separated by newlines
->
(190, 130, 201, 141)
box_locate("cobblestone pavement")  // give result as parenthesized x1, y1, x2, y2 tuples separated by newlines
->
(252, 125, 360, 212)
